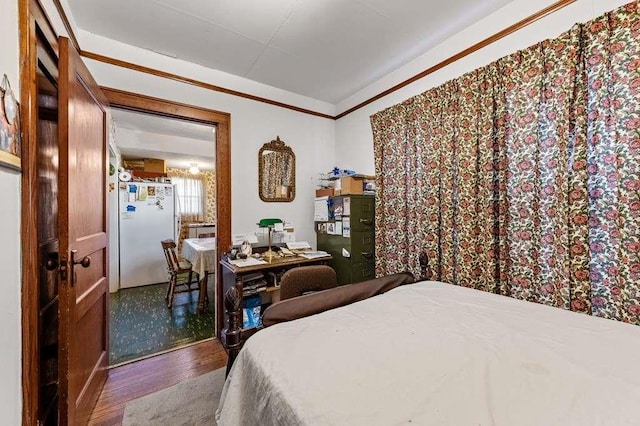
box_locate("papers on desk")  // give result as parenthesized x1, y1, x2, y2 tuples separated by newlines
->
(229, 257, 268, 267)
(286, 241, 312, 250)
(298, 250, 330, 259)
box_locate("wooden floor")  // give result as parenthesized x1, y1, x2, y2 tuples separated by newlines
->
(88, 339, 228, 425)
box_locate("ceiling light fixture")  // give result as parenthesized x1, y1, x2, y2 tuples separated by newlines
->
(189, 163, 200, 174)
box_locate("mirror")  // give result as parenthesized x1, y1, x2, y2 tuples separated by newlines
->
(259, 136, 295, 202)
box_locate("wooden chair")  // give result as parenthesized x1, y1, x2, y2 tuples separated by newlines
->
(161, 239, 199, 308)
(197, 232, 215, 238)
(279, 265, 338, 301)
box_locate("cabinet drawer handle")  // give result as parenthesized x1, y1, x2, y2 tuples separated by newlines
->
(361, 252, 373, 259)
(359, 219, 373, 226)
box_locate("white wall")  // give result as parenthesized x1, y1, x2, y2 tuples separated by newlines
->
(77, 31, 336, 247)
(334, 0, 630, 175)
(0, 0, 22, 422)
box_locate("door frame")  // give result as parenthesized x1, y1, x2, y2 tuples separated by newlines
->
(102, 87, 232, 339)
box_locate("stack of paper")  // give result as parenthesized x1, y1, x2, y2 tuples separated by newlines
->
(229, 257, 267, 267)
(298, 251, 330, 259)
(286, 241, 312, 250)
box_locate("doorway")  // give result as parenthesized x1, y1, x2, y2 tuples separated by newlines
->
(108, 107, 218, 366)
(102, 88, 231, 341)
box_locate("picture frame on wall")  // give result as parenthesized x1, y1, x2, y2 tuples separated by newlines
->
(0, 74, 21, 172)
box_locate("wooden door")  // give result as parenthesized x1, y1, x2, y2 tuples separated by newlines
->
(58, 37, 110, 425)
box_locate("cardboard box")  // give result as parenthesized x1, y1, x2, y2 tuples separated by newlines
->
(338, 176, 364, 195)
(123, 159, 144, 170)
(144, 158, 166, 173)
(315, 188, 334, 197)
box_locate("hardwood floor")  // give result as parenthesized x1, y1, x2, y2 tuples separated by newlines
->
(88, 339, 228, 425)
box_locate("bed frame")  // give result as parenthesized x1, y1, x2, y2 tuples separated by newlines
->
(221, 254, 433, 374)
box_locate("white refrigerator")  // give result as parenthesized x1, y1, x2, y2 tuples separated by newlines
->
(119, 182, 177, 288)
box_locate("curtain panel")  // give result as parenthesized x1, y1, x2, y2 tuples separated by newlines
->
(167, 168, 216, 223)
(371, 2, 640, 324)
(171, 175, 205, 223)
(167, 168, 216, 251)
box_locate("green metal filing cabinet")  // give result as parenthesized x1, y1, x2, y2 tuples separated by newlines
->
(316, 195, 375, 285)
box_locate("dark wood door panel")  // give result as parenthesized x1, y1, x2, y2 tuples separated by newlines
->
(75, 277, 108, 322)
(73, 295, 107, 398)
(68, 78, 106, 239)
(73, 248, 105, 299)
(36, 34, 61, 425)
(59, 36, 109, 425)
(37, 105, 58, 243)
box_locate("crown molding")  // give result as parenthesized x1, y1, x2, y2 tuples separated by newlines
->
(335, 0, 576, 119)
(54, 0, 575, 121)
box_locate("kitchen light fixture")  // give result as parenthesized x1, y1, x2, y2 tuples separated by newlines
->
(189, 163, 200, 174)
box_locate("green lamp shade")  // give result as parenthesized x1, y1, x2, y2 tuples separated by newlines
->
(258, 218, 283, 228)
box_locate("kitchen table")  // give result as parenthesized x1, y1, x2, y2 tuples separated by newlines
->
(181, 237, 216, 313)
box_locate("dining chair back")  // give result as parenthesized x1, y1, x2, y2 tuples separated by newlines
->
(161, 239, 199, 308)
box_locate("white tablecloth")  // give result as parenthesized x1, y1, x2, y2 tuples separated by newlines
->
(181, 238, 216, 278)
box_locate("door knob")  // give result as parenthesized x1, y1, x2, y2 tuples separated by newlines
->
(71, 250, 91, 268)
(45, 253, 59, 271)
(70, 250, 91, 287)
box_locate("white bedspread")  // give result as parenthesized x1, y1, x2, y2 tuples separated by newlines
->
(216, 281, 640, 425)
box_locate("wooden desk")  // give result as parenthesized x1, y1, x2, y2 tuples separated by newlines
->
(219, 254, 331, 336)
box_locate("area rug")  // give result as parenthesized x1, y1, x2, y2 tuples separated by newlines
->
(122, 368, 225, 425)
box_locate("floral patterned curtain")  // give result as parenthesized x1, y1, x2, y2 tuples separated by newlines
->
(371, 3, 640, 324)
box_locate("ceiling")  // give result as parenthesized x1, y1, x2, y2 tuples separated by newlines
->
(68, 0, 513, 104)
(111, 108, 216, 171)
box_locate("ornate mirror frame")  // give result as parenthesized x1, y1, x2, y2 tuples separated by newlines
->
(258, 136, 296, 202)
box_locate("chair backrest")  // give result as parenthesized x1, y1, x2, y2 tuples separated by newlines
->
(198, 232, 215, 238)
(279, 265, 337, 301)
(161, 239, 179, 273)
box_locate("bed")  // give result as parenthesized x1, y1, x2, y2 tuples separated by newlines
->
(216, 280, 640, 425)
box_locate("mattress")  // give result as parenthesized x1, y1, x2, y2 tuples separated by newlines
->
(216, 281, 640, 425)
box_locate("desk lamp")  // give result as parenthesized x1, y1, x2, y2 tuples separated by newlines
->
(258, 218, 283, 263)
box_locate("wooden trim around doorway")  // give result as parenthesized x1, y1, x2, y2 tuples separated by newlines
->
(101, 87, 232, 337)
